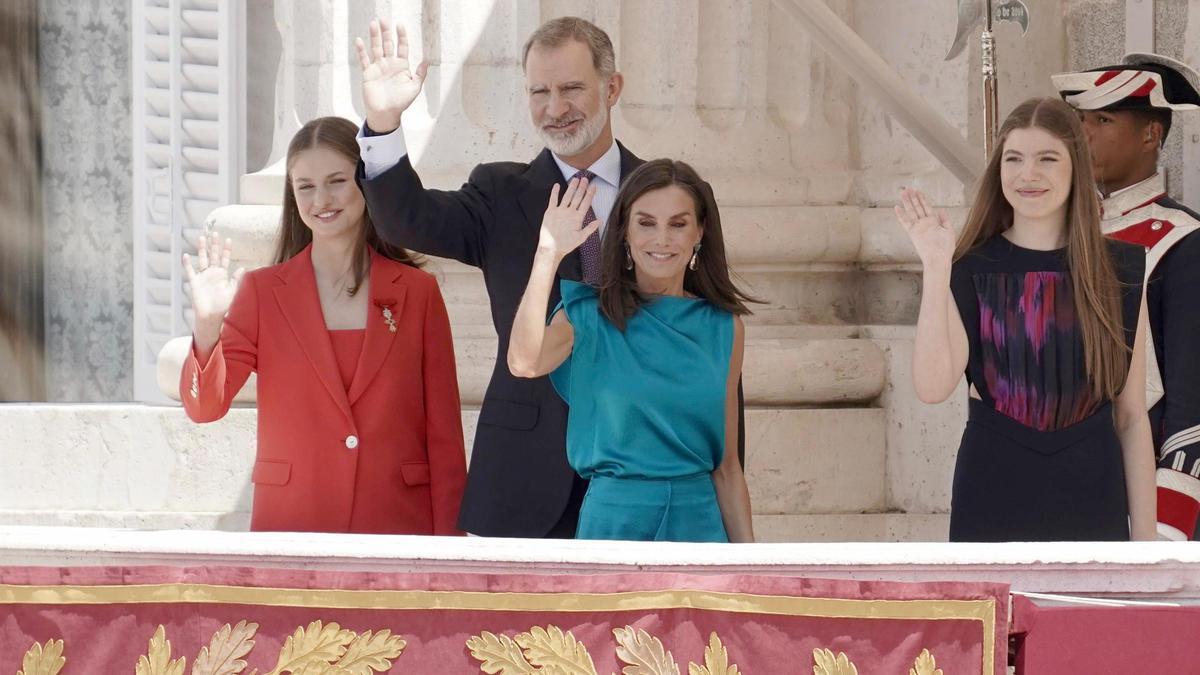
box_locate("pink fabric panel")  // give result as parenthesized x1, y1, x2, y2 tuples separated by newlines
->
(1, 566, 1008, 674)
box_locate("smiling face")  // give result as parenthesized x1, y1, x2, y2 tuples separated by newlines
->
(624, 185, 704, 293)
(525, 39, 615, 160)
(1000, 126, 1074, 225)
(288, 145, 366, 242)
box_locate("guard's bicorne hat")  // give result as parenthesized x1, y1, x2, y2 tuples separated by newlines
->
(1052, 53, 1200, 113)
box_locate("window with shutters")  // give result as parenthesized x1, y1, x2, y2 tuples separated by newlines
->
(131, 0, 243, 402)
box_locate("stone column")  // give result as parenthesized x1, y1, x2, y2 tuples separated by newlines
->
(240, 0, 371, 204)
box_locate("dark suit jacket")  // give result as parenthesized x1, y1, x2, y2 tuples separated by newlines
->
(359, 142, 744, 537)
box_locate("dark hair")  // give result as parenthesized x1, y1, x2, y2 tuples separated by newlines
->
(274, 117, 419, 294)
(955, 97, 1128, 401)
(522, 16, 615, 78)
(598, 159, 758, 329)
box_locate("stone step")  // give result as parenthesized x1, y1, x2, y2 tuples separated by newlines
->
(0, 405, 887, 524)
(240, 169, 860, 211)
(754, 514, 949, 543)
(0, 512, 946, 543)
(430, 263, 875, 328)
(156, 332, 886, 405)
(200, 204, 946, 331)
(206, 202, 866, 269)
(208, 202, 967, 273)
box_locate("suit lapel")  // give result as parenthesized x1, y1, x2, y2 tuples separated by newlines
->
(518, 148, 584, 282)
(616, 140, 644, 180)
(347, 252, 408, 405)
(517, 143, 644, 283)
(272, 246, 355, 425)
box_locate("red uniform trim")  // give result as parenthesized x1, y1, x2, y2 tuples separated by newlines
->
(1108, 217, 1176, 248)
(1157, 485, 1200, 536)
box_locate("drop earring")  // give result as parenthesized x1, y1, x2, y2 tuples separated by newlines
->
(689, 242, 701, 271)
(624, 242, 634, 270)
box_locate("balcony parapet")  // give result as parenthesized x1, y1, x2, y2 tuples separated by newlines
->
(2, 527, 1199, 601)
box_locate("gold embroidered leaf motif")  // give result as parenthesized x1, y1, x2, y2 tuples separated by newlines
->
(613, 626, 680, 675)
(466, 631, 536, 674)
(137, 625, 187, 675)
(265, 621, 356, 675)
(332, 629, 407, 673)
(292, 664, 350, 675)
(514, 625, 597, 675)
(687, 633, 740, 675)
(909, 649, 943, 675)
(17, 639, 65, 675)
(192, 620, 259, 675)
(812, 648, 857, 675)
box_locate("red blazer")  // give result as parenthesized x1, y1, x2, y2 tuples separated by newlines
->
(180, 246, 466, 535)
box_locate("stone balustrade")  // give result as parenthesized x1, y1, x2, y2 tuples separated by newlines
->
(2, 526, 1200, 603)
(0, 404, 898, 542)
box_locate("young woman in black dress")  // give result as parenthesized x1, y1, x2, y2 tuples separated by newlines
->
(897, 97, 1156, 541)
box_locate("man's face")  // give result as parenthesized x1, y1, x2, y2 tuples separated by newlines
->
(525, 40, 612, 157)
(1079, 110, 1152, 192)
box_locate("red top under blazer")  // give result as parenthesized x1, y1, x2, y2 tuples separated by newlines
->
(180, 245, 466, 535)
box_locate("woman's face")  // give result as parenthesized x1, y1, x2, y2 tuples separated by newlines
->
(289, 145, 366, 240)
(624, 185, 704, 287)
(1000, 126, 1074, 224)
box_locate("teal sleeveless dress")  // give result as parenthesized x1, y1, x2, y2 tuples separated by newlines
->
(549, 280, 735, 542)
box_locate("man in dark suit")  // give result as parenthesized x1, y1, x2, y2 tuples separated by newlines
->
(353, 16, 742, 538)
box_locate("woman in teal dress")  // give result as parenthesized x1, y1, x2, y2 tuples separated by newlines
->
(508, 159, 757, 543)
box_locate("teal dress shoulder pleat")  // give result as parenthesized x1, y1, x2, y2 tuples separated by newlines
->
(550, 280, 734, 542)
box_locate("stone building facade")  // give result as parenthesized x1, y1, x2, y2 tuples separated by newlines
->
(5, 0, 1200, 539)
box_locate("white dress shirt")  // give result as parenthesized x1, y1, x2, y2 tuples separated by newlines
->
(357, 126, 623, 234)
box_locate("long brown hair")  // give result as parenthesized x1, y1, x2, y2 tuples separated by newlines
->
(598, 159, 758, 329)
(274, 117, 419, 294)
(956, 97, 1128, 400)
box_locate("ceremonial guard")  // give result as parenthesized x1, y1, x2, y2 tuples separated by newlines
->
(1054, 54, 1200, 540)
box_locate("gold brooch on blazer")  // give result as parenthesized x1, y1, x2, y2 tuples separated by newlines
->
(375, 298, 398, 333)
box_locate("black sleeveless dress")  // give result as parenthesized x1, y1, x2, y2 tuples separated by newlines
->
(948, 235, 1144, 541)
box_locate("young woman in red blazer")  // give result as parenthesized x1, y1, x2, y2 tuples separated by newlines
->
(180, 116, 466, 535)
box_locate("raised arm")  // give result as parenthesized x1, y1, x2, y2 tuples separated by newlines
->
(179, 232, 256, 422)
(355, 18, 427, 135)
(507, 178, 597, 379)
(354, 18, 491, 266)
(895, 188, 969, 403)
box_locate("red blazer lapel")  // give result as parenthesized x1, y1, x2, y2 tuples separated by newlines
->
(347, 252, 408, 405)
(271, 246, 355, 425)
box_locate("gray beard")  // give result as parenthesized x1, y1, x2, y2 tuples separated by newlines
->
(537, 104, 609, 158)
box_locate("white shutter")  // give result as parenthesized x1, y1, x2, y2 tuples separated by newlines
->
(132, 0, 243, 402)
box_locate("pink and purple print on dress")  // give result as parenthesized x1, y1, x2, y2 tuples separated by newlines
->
(975, 271, 1100, 431)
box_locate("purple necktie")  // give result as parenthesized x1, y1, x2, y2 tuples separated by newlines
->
(572, 169, 601, 286)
